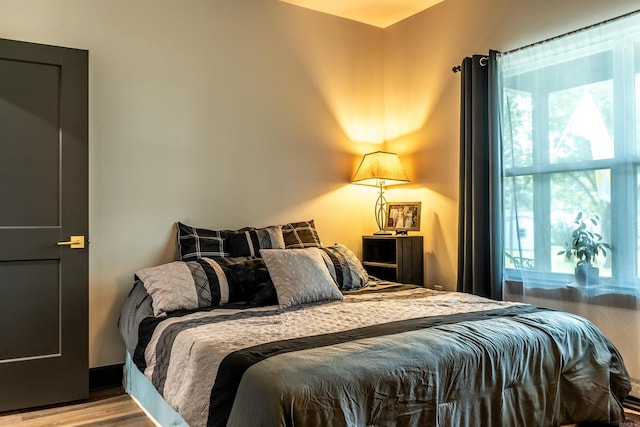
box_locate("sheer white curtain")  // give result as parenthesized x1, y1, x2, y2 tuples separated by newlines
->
(498, 12, 640, 397)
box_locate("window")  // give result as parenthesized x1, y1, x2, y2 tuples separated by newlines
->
(499, 13, 640, 294)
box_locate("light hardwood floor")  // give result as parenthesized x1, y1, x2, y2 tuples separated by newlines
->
(2, 389, 637, 427)
(0, 388, 155, 427)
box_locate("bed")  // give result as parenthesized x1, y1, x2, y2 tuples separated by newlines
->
(119, 221, 632, 427)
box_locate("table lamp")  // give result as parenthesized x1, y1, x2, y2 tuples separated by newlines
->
(352, 151, 409, 234)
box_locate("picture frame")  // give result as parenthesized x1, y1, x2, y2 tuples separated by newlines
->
(385, 202, 421, 234)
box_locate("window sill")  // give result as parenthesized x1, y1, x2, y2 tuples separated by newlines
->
(504, 280, 639, 310)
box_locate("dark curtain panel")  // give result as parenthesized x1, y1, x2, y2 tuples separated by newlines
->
(456, 50, 503, 299)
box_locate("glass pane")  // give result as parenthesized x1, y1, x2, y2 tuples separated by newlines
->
(550, 169, 611, 277)
(548, 81, 614, 164)
(503, 89, 532, 169)
(636, 43, 640, 155)
(504, 175, 534, 268)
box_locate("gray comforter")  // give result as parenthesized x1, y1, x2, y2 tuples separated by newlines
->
(120, 284, 631, 427)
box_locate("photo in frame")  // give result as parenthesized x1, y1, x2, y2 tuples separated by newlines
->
(385, 202, 421, 234)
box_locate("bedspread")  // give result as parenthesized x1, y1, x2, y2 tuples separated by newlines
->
(122, 286, 631, 427)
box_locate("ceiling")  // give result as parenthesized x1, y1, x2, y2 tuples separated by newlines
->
(278, 0, 446, 28)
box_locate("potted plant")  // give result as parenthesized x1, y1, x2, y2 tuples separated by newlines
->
(557, 212, 611, 286)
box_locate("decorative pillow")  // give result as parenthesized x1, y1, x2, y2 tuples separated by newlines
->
(320, 243, 369, 291)
(176, 222, 230, 260)
(281, 220, 322, 249)
(260, 248, 343, 308)
(135, 258, 245, 317)
(216, 257, 278, 307)
(227, 225, 285, 257)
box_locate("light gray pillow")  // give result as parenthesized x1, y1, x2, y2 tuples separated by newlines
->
(260, 248, 343, 308)
(136, 261, 203, 317)
(135, 258, 239, 317)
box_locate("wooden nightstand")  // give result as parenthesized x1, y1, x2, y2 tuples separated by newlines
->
(361, 235, 424, 286)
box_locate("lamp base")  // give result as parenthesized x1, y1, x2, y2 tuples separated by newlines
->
(373, 230, 392, 235)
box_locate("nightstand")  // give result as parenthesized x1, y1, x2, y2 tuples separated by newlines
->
(361, 235, 424, 286)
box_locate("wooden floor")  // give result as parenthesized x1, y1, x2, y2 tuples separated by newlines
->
(0, 388, 155, 427)
(1, 387, 638, 427)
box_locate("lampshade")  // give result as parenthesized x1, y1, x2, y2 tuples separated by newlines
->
(352, 151, 410, 187)
(352, 151, 410, 234)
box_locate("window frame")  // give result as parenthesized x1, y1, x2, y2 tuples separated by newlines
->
(501, 36, 640, 293)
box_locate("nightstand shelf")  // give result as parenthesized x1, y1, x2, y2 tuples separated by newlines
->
(362, 235, 423, 286)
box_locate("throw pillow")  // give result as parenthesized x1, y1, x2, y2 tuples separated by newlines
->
(260, 248, 343, 308)
(320, 243, 369, 291)
(176, 222, 230, 260)
(281, 219, 322, 249)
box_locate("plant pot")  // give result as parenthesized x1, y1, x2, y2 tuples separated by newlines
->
(575, 264, 599, 286)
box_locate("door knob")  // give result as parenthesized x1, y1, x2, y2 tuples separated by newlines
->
(57, 235, 85, 249)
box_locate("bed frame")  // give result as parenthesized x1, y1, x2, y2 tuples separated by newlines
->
(124, 352, 187, 427)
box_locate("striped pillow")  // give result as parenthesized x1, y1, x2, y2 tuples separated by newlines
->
(320, 243, 369, 291)
(135, 258, 244, 317)
(227, 225, 285, 257)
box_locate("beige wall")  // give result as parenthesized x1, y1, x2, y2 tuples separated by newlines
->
(0, 0, 384, 367)
(1, 0, 638, 369)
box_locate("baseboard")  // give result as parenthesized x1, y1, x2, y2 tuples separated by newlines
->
(89, 364, 124, 391)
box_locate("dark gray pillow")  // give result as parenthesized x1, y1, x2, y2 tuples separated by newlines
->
(320, 243, 369, 291)
(216, 257, 277, 307)
(226, 225, 285, 257)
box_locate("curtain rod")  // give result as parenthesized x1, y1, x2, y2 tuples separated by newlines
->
(452, 56, 487, 73)
(451, 8, 640, 73)
(502, 8, 640, 56)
